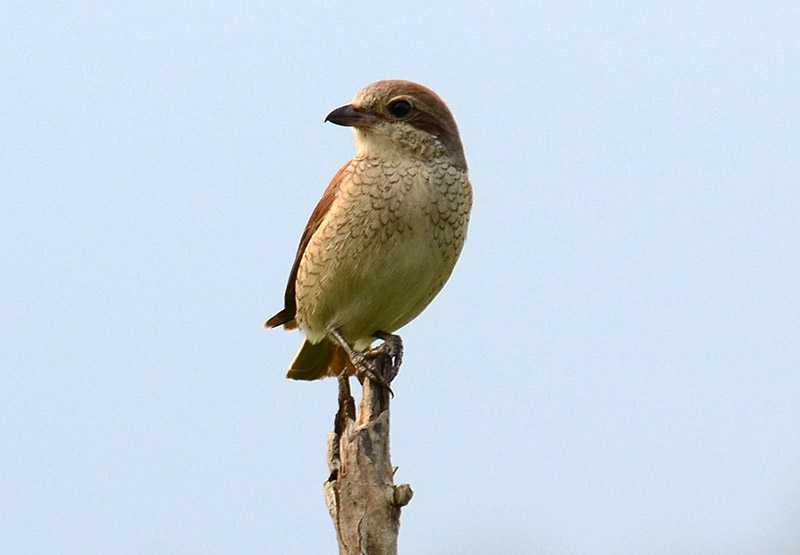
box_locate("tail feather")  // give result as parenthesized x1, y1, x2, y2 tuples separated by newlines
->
(287, 338, 354, 380)
(264, 308, 298, 330)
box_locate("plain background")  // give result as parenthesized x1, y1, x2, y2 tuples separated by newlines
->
(3, 2, 799, 553)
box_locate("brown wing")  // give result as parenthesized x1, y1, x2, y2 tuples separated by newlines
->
(264, 161, 351, 329)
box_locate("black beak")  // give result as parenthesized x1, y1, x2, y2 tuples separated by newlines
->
(325, 104, 377, 127)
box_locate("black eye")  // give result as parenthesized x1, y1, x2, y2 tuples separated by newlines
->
(387, 99, 413, 119)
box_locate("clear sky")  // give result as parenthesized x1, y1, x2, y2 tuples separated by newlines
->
(3, 2, 799, 553)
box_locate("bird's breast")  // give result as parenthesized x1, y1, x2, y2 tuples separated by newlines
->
(294, 155, 472, 345)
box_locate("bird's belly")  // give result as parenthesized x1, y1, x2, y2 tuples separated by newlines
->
(295, 217, 459, 349)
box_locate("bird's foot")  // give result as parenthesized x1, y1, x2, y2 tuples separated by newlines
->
(329, 329, 403, 396)
(350, 350, 394, 395)
(352, 331, 403, 396)
(370, 331, 403, 383)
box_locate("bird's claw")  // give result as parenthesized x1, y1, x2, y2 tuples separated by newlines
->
(369, 331, 403, 383)
(351, 351, 394, 396)
(330, 328, 403, 396)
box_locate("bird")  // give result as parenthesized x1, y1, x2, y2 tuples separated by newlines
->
(265, 79, 472, 383)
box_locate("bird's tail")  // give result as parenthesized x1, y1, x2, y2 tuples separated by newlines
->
(286, 337, 354, 380)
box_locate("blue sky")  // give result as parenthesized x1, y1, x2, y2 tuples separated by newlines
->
(3, 2, 799, 553)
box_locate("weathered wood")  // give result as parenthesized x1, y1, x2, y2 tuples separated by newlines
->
(324, 357, 413, 554)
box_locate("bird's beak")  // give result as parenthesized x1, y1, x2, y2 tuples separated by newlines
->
(325, 104, 377, 127)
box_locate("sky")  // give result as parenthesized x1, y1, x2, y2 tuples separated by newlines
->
(2, 2, 799, 553)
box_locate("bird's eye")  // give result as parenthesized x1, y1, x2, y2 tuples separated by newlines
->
(387, 99, 413, 119)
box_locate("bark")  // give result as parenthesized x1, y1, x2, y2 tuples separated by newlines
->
(323, 363, 413, 554)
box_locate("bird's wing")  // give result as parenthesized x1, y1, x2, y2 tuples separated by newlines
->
(264, 161, 351, 329)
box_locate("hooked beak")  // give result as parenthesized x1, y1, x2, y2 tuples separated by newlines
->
(324, 104, 378, 127)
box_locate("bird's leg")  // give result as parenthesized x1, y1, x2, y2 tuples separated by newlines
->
(330, 328, 393, 392)
(370, 330, 403, 383)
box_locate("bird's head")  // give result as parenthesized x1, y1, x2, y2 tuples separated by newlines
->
(325, 80, 467, 170)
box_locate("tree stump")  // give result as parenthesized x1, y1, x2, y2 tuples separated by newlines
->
(323, 358, 413, 555)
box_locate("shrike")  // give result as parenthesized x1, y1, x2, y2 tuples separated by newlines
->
(265, 80, 472, 383)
